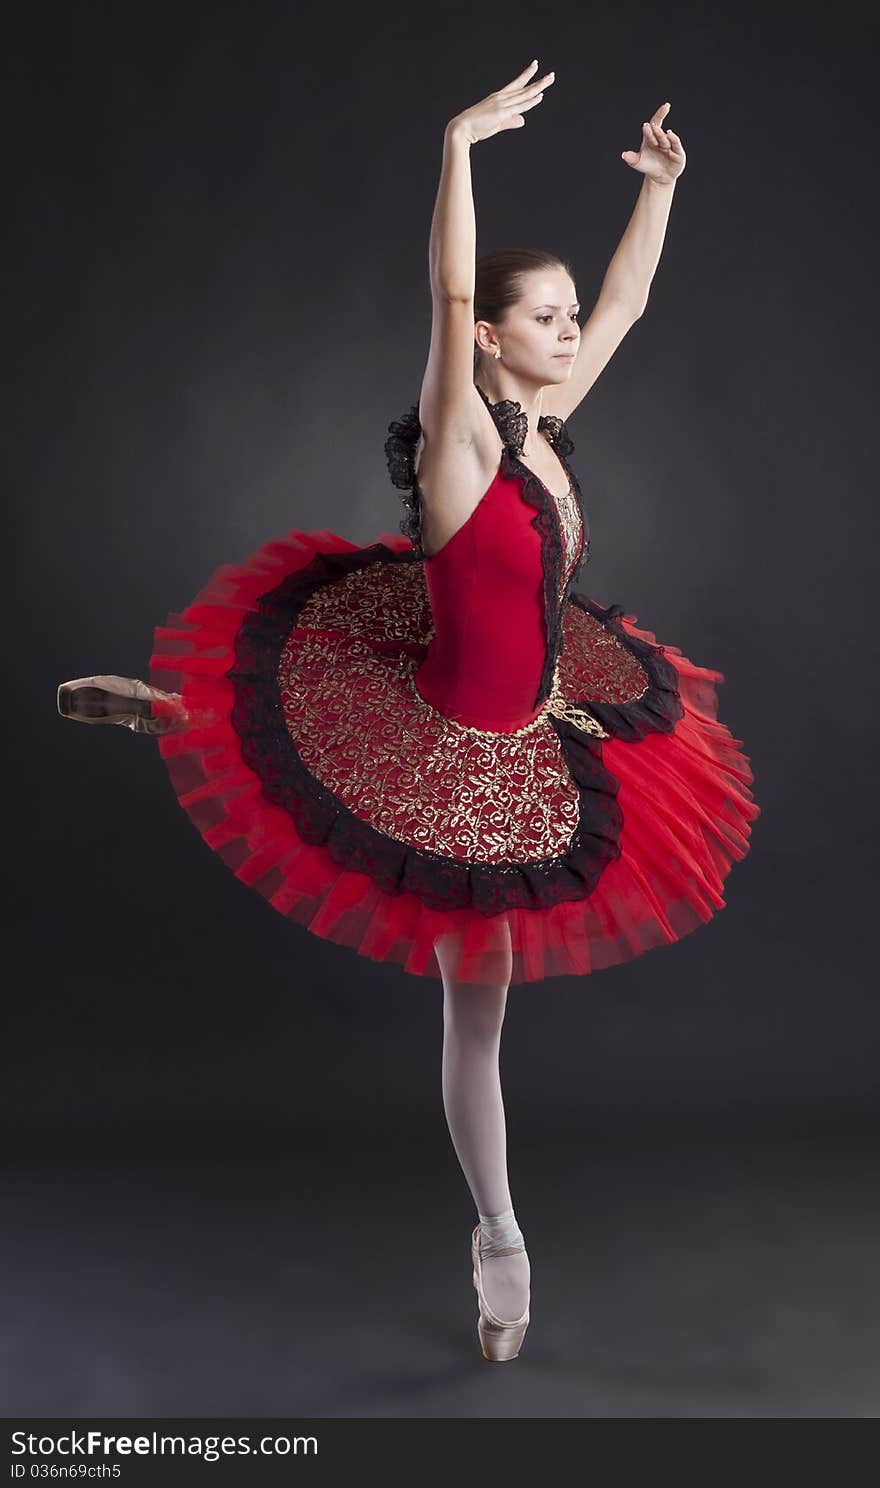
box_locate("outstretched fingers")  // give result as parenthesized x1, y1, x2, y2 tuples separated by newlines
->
(645, 120, 671, 152)
(498, 60, 555, 100)
(645, 102, 676, 152)
(497, 59, 540, 94)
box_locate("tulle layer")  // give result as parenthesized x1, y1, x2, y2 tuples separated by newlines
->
(148, 526, 760, 985)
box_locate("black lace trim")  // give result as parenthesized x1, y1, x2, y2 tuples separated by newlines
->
(473, 382, 575, 462)
(384, 389, 591, 712)
(226, 542, 625, 917)
(472, 386, 591, 711)
(384, 403, 425, 552)
(568, 593, 686, 740)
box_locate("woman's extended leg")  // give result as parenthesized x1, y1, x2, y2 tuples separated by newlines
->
(435, 923, 530, 1324)
(56, 676, 188, 734)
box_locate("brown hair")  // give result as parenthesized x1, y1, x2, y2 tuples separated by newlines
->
(473, 247, 576, 380)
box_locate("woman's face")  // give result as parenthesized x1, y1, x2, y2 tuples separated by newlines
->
(478, 269, 581, 386)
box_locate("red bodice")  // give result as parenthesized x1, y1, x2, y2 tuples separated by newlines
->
(415, 458, 586, 731)
(414, 468, 547, 729)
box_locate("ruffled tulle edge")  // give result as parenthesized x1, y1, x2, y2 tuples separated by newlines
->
(148, 527, 760, 985)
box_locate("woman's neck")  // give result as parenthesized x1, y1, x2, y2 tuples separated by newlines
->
(475, 379, 545, 454)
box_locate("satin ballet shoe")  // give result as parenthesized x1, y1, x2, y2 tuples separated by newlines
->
(56, 675, 189, 736)
(471, 1223, 530, 1362)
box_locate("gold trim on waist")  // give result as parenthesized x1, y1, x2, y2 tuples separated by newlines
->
(403, 657, 610, 740)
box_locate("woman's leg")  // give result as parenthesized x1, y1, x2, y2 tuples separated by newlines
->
(435, 923, 530, 1324)
(61, 686, 153, 720)
(56, 676, 188, 734)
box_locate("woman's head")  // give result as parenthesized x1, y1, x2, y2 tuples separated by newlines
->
(473, 248, 580, 392)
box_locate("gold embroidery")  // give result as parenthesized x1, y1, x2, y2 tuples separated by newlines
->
(296, 560, 434, 646)
(273, 546, 658, 866)
(559, 603, 649, 704)
(555, 481, 583, 576)
(277, 635, 581, 864)
(546, 686, 609, 738)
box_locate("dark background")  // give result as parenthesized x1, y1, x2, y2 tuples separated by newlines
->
(6, 0, 878, 1418)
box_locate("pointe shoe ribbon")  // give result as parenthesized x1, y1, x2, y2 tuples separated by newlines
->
(471, 1223, 530, 1362)
(56, 675, 190, 736)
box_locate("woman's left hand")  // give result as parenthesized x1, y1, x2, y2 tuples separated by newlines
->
(621, 103, 686, 184)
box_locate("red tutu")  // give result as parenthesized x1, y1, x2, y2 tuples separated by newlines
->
(148, 524, 759, 986)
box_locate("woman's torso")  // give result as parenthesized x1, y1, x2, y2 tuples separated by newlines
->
(409, 394, 586, 732)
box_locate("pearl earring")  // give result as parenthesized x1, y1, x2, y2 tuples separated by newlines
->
(494, 350, 501, 360)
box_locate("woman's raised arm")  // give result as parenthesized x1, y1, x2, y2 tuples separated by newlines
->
(428, 123, 476, 303)
(419, 62, 554, 442)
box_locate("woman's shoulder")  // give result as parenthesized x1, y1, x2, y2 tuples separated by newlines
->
(384, 392, 575, 485)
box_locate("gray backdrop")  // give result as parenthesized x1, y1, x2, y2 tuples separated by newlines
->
(6, 0, 878, 1418)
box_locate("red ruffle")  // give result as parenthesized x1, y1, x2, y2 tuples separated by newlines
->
(149, 527, 760, 985)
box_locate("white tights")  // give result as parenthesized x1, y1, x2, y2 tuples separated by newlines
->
(435, 924, 531, 1324)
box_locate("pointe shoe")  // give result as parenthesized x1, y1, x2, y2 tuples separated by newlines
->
(471, 1223, 530, 1362)
(56, 675, 189, 736)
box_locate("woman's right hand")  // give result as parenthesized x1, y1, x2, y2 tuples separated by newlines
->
(447, 60, 555, 145)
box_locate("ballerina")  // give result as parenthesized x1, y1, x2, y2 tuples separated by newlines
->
(58, 61, 757, 1361)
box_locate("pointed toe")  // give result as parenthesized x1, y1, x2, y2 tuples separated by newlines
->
(56, 675, 189, 735)
(471, 1224, 530, 1362)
